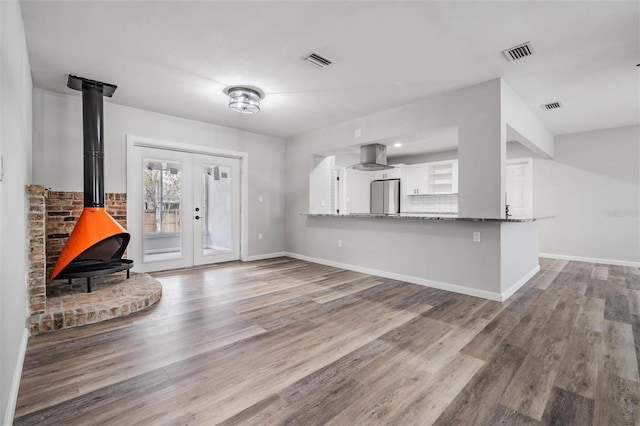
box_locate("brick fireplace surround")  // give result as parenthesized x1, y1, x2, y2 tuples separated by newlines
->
(26, 185, 162, 335)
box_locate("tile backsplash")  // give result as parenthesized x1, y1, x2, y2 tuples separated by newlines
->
(403, 194, 458, 213)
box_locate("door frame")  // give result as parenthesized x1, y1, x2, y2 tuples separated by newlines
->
(506, 157, 533, 218)
(126, 135, 249, 266)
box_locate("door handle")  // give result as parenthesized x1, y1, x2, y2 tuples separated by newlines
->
(195, 215, 200, 220)
(195, 207, 200, 212)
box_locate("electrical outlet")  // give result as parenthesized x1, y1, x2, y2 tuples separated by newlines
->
(320, 200, 326, 207)
(338, 239, 343, 247)
(258, 195, 263, 203)
(354, 128, 362, 138)
(473, 232, 481, 242)
(258, 233, 263, 240)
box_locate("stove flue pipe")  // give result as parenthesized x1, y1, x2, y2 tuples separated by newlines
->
(67, 75, 117, 208)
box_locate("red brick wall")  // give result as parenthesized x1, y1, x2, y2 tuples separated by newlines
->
(46, 192, 127, 280)
(27, 185, 47, 315)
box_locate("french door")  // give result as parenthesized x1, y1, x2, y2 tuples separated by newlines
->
(128, 145, 240, 272)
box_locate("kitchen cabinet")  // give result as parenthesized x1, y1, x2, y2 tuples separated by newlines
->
(406, 160, 458, 195)
(373, 167, 402, 180)
(405, 164, 428, 195)
(426, 160, 458, 194)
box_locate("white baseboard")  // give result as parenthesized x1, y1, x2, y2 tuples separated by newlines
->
(501, 265, 540, 301)
(244, 252, 287, 262)
(539, 253, 640, 268)
(284, 252, 506, 302)
(4, 327, 28, 426)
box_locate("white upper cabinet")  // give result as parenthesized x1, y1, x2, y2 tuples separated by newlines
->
(406, 160, 458, 195)
(373, 167, 402, 180)
(405, 164, 429, 195)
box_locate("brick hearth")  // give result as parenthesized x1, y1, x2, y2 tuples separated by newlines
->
(28, 272, 162, 335)
(26, 185, 162, 335)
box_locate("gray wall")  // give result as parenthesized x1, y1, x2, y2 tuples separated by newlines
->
(535, 125, 640, 263)
(0, 1, 32, 422)
(390, 142, 536, 165)
(292, 216, 503, 295)
(389, 149, 458, 165)
(284, 80, 543, 297)
(32, 88, 286, 257)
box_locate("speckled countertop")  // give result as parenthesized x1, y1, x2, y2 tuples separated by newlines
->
(305, 213, 546, 223)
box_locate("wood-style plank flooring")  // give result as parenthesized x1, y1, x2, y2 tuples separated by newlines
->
(13, 257, 640, 425)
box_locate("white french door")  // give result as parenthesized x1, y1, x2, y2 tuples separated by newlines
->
(127, 145, 240, 273)
(193, 154, 240, 266)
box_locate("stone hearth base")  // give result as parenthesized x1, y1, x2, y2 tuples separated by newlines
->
(28, 272, 162, 335)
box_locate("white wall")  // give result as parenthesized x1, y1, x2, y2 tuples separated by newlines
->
(308, 155, 333, 214)
(0, 1, 32, 423)
(501, 221, 539, 295)
(389, 149, 458, 165)
(535, 125, 640, 264)
(32, 88, 286, 257)
(501, 80, 554, 158)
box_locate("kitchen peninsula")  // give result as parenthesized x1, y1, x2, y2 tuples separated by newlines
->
(301, 212, 543, 302)
(285, 78, 554, 303)
(307, 213, 542, 222)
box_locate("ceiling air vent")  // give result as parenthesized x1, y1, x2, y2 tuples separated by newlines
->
(543, 101, 562, 110)
(502, 42, 535, 62)
(304, 52, 333, 68)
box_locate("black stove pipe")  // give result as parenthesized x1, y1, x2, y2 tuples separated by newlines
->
(67, 75, 117, 208)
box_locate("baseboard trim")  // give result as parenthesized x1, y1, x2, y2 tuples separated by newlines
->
(501, 265, 540, 301)
(539, 253, 640, 268)
(244, 252, 287, 262)
(4, 327, 28, 425)
(284, 252, 505, 302)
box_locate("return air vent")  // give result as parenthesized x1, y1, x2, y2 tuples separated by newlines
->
(304, 52, 333, 68)
(543, 101, 562, 110)
(502, 42, 535, 62)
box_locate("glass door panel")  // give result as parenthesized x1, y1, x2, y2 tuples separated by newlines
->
(194, 155, 240, 265)
(201, 164, 232, 256)
(142, 158, 184, 262)
(128, 146, 193, 273)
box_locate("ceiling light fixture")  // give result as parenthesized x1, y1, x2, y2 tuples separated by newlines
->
(224, 86, 263, 114)
(394, 143, 403, 148)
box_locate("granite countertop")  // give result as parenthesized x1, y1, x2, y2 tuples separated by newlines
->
(305, 213, 545, 223)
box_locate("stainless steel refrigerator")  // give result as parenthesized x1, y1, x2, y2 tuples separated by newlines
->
(370, 179, 400, 215)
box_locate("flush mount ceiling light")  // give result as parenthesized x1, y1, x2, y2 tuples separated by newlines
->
(224, 86, 264, 114)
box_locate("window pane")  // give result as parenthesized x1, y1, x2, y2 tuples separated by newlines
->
(201, 164, 232, 256)
(143, 159, 183, 262)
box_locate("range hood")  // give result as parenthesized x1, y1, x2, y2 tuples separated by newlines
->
(350, 143, 393, 171)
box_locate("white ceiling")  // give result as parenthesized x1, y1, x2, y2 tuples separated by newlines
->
(20, 1, 639, 140)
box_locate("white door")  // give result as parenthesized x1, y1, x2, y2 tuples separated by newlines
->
(128, 146, 240, 272)
(506, 158, 533, 218)
(193, 155, 240, 265)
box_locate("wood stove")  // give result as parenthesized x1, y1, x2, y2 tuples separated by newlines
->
(49, 75, 133, 292)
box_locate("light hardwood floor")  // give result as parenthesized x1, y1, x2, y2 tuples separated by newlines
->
(13, 257, 640, 425)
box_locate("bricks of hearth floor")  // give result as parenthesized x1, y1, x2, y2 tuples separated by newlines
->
(28, 272, 162, 335)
